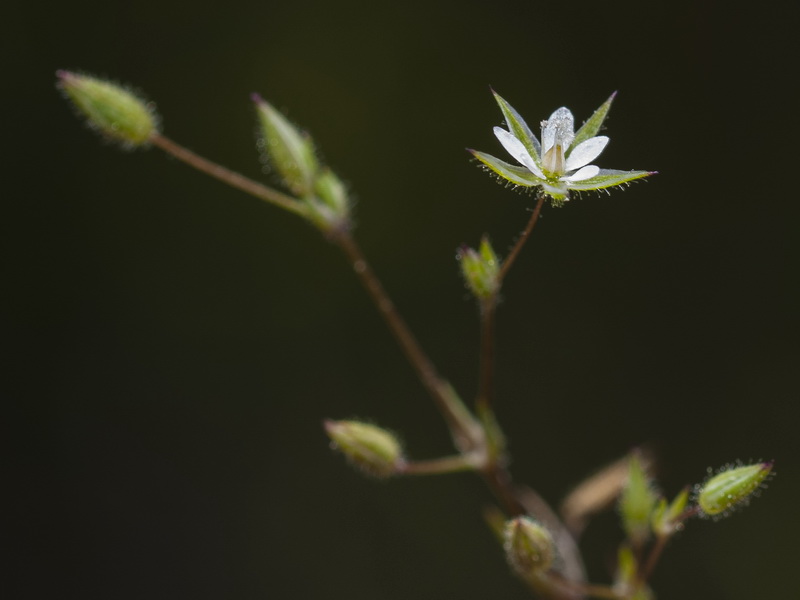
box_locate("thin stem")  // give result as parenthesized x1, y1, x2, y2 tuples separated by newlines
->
(638, 505, 699, 584)
(637, 533, 668, 586)
(497, 193, 546, 285)
(400, 454, 479, 475)
(146, 134, 529, 517)
(332, 230, 528, 516)
(547, 574, 622, 600)
(332, 232, 474, 439)
(150, 133, 307, 217)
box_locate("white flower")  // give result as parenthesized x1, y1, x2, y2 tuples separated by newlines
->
(470, 92, 654, 204)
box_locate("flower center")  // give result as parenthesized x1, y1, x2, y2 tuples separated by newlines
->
(540, 111, 574, 178)
(541, 143, 565, 176)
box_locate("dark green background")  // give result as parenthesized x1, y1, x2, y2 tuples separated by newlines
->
(6, 1, 797, 598)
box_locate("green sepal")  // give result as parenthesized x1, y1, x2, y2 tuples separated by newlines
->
(568, 92, 615, 156)
(305, 167, 351, 231)
(566, 169, 654, 191)
(652, 486, 690, 535)
(492, 90, 541, 162)
(469, 150, 542, 187)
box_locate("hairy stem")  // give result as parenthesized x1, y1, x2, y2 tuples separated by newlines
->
(497, 193, 546, 285)
(151, 134, 306, 217)
(400, 454, 479, 475)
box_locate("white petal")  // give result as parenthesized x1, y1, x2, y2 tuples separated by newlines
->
(563, 165, 600, 182)
(493, 127, 545, 178)
(565, 136, 609, 171)
(541, 107, 574, 153)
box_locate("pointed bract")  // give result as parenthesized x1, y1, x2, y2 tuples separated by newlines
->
(569, 92, 616, 155)
(492, 90, 541, 161)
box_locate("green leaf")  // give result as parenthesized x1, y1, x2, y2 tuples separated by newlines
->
(470, 150, 542, 187)
(568, 92, 616, 156)
(492, 91, 541, 162)
(567, 169, 654, 191)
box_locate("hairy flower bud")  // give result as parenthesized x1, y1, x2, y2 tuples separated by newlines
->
(324, 420, 404, 478)
(504, 517, 555, 577)
(697, 461, 774, 517)
(56, 70, 159, 147)
(458, 237, 501, 300)
(253, 94, 318, 196)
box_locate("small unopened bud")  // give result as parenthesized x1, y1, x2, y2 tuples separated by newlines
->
(503, 517, 555, 577)
(253, 94, 318, 196)
(458, 237, 501, 300)
(324, 420, 404, 478)
(56, 70, 159, 147)
(697, 461, 774, 517)
(619, 452, 658, 546)
(652, 487, 689, 536)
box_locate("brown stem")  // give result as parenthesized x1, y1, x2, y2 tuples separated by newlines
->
(147, 134, 531, 518)
(150, 133, 306, 217)
(638, 505, 699, 584)
(333, 231, 530, 516)
(497, 193, 546, 285)
(400, 454, 478, 475)
(331, 232, 484, 445)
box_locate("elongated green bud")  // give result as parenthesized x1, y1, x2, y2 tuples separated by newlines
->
(619, 452, 658, 546)
(503, 517, 555, 577)
(56, 71, 159, 147)
(324, 420, 404, 478)
(697, 461, 774, 517)
(457, 237, 501, 300)
(253, 94, 318, 196)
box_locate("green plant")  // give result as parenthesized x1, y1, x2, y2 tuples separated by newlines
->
(56, 70, 774, 600)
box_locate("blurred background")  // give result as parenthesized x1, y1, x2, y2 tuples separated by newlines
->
(5, 0, 798, 598)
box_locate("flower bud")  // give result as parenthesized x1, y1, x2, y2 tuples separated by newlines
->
(253, 94, 318, 196)
(619, 452, 658, 546)
(324, 420, 404, 478)
(56, 70, 159, 147)
(651, 486, 689, 536)
(503, 517, 555, 577)
(458, 237, 501, 300)
(697, 461, 773, 517)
